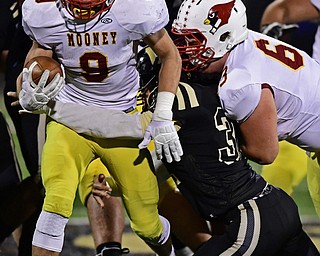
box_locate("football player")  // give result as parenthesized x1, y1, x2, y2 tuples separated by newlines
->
(171, 0, 320, 218)
(14, 0, 183, 255)
(13, 48, 211, 255)
(260, 0, 320, 214)
(18, 45, 319, 255)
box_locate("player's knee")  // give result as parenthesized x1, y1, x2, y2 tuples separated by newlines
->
(134, 215, 171, 246)
(158, 177, 177, 204)
(32, 210, 68, 252)
(43, 194, 74, 218)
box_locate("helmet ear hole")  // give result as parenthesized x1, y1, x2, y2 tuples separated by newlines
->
(220, 32, 230, 42)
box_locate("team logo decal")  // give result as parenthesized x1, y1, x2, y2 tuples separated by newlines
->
(101, 18, 113, 24)
(204, 0, 235, 34)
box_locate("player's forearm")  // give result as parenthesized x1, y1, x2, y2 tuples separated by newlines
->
(16, 41, 53, 96)
(24, 41, 53, 66)
(48, 101, 144, 139)
(157, 50, 181, 96)
(261, 0, 319, 27)
(261, 1, 291, 26)
(146, 29, 181, 94)
(157, 52, 181, 94)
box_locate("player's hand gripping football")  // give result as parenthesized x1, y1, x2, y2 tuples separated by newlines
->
(19, 65, 64, 113)
(138, 92, 183, 163)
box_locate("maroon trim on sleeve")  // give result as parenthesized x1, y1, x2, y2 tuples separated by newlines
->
(261, 83, 274, 98)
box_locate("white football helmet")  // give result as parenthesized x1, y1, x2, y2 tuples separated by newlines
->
(172, 0, 248, 71)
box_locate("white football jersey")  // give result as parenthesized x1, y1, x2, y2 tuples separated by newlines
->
(218, 30, 320, 151)
(22, 0, 169, 111)
(311, 0, 320, 61)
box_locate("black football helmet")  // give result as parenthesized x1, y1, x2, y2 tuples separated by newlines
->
(136, 46, 160, 112)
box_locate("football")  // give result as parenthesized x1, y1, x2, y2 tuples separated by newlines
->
(24, 56, 63, 88)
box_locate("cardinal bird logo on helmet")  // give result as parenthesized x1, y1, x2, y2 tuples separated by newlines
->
(204, 0, 235, 34)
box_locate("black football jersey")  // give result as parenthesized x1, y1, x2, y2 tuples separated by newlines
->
(164, 75, 267, 220)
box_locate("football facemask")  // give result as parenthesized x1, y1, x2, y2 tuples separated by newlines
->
(172, 28, 215, 71)
(60, 0, 114, 20)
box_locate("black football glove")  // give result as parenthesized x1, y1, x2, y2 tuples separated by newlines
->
(261, 22, 299, 39)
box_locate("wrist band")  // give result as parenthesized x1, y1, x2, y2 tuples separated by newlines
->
(153, 91, 174, 121)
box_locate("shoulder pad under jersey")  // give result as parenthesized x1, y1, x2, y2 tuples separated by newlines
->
(111, 0, 169, 39)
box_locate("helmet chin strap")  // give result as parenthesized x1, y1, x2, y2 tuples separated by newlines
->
(226, 33, 236, 51)
(200, 56, 221, 71)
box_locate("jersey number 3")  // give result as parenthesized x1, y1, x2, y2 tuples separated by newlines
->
(215, 107, 241, 165)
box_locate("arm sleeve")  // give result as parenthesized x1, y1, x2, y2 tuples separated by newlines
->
(219, 84, 262, 123)
(49, 101, 144, 139)
(114, 0, 169, 40)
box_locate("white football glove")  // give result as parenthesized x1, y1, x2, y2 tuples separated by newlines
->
(138, 119, 183, 163)
(139, 91, 183, 163)
(260, 22, 299, 39)
(19, 66, 64, 114)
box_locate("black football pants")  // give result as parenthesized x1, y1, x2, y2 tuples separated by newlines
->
(194, 186, 319, 256)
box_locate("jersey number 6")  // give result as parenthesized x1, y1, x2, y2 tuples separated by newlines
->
(255, 39, 304, 71)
